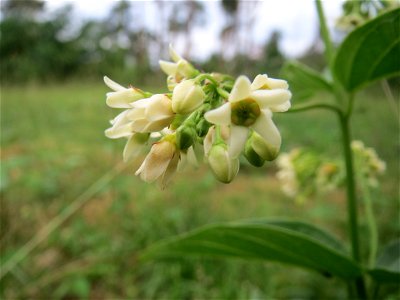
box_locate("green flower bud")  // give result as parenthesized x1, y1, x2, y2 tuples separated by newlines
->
(176, 124, 197, 150)
(244, 138, 265, 167)
(172, 79, 206, 114)
(208, 143, 239, 183)
(250, 131, 280, 161)
(196, 118, 211, 137)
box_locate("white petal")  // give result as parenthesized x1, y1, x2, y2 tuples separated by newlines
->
(169, 44, 183, 62)
(145, 95, 173, 121)
(110, 110, 130, 126)
(106, 89, 143, 108)
(123, 134, 145, 162)
(251, 89, 292, 109)
(229, 76, 251, 102)
(159, 60, 177, 76)
(252, 109, 281, 149)
(228, 125, 249, 158)
(204, 103, 231, 125)
(251, 74, 269, 90)
(270, 101, 291, 112)
(104, 76, 125, 91)
(105, 123, 132, 139)
(266, 78, 289, 89)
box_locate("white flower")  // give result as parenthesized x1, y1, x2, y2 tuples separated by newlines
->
(122, 133, 149, 162)
(135, 139, 180, 188)
(276, 153, 299, 197)
(172, 79, 205, 114)
(159, 45, 198, 90)
(105, 94, 175, 137)
(205, 75, 291, 158)
(104, 76, 146, 108)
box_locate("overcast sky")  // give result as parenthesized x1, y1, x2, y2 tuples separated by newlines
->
(46, 0, 344, 59)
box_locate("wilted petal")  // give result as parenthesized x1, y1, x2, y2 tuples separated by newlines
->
(104, 76, 125, 92)
(229, 76, 251, 102)
(135, 141, 176, 183)
(252, 109, 281, 150)
(159, 152, 180, 189)
(251, 89, 292, 109)
(229, 125, 249, 158)
(204, 102, 231, 125)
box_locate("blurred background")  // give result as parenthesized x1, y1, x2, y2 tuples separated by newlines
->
(1, 0, 399, 299)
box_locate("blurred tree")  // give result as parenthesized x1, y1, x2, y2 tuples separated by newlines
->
(0, 5, 83, 82)
(258, 31, 285, 77)
(1, 0, 45, 19)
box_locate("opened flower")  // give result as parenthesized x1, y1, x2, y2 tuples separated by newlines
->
(205, 75, 291, 158)
(159, 45, 199, 90)
(104, 76, 147, 108)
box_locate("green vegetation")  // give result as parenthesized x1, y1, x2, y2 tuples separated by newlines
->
(1, 81, 398, 299)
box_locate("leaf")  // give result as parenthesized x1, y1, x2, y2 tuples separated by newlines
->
(334, 8, 400, 92)
(141, 220, 361, 280)
(281, 61, 333, 102)
(369, 239, 400, 284)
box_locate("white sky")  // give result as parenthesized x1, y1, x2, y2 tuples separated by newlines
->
(46, 0, 344, 59)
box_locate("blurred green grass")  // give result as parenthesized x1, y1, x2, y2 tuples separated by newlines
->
(1, 81, 399, 299)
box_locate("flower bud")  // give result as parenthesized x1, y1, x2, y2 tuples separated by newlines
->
(196, 118, 211, 137)
(244, 138, 265, 167)
(176, 124, 197, 150)
(172, 79, 205, 114)
(250, 131, 280, 161)
(208, 143, 239, 183)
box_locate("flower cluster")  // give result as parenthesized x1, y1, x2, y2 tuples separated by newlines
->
(104, 45, 291, 187)
(276, 141, 386, 202)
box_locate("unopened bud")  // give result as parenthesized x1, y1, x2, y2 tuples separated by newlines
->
(196, 118, 211, 137)
(250, 131, 280, 161)
(176, 124, 197, 150)
(172, 79, 205, 114)
(208, 144, 239, 183)
(244, 138, 265, 167)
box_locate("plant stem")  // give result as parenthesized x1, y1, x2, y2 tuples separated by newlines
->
(339, 113, 367, 299)
(359, 175, 378, 268)
(288, 102, 342, 114)
(316, 0, 335, 67)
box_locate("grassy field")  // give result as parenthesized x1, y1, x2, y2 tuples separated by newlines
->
(1, 81, 399, 299)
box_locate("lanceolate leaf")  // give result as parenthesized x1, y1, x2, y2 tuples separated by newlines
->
(281, 61, 333, 101)
(141, 220, 361, 280)
(369, 239, 400, 284)
(334, 8, 400, 92)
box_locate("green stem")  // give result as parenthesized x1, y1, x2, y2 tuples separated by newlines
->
(288, 102, 342, 114)
(195, 73, 219, 86)
(339, 114, 368, 299)
(316, 0, 335, 67)
(216, 87, 230, 100)
(359, 174, 378, 268)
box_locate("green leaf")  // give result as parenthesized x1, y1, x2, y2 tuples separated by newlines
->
(334, 8, 400, 92)
(281, 61, 333, 102)
(141, 219, 361, 280)
(369, 239, 400, 284)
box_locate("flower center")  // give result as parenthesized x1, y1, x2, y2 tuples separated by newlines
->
(230, 98, 260, 127)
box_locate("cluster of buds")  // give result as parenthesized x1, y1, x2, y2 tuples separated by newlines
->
(104, 45, 291, 187)
(276, 141, 386, 202)
(351, 140, 386, 187)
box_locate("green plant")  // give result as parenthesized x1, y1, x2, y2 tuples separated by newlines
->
(138, 3, 400, 299)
